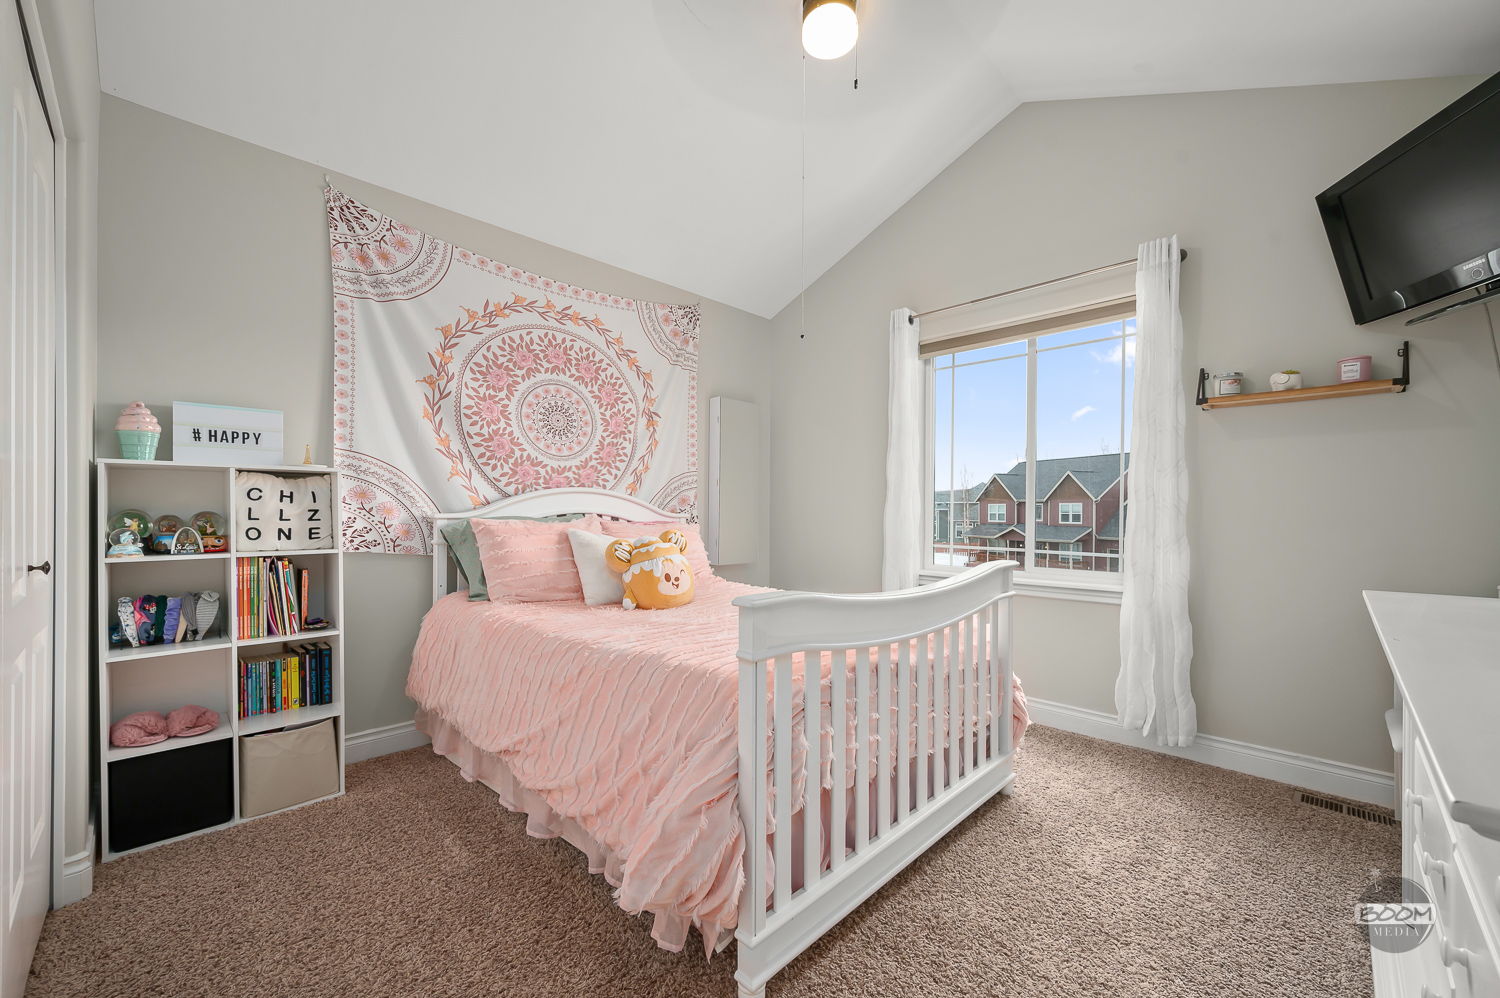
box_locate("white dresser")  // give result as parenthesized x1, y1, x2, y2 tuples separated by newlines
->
(1366, 591, 1500, 998)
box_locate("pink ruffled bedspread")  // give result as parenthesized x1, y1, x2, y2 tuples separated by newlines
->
(407, 577, 1028, 954)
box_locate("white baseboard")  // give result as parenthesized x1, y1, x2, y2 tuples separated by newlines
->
(346, 719, 429, 763)
(344, 706, 1394, 805)
(53, 823, 94, 908)
(1025, 697, 1395, 807)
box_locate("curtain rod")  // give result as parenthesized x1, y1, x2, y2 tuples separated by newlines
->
(910, 248, 1188, 323)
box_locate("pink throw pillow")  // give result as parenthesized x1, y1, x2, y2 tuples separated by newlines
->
(600, 520, 715, 580)
(167, 704, 221, 738)
(110, 710, 168, 748)
(473, 514, 603, 602)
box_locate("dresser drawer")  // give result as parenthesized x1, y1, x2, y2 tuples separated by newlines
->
(1453, 824, 1500, 943)
(1411, 738, 1458, 910)
(1442, 863, 1500, 998)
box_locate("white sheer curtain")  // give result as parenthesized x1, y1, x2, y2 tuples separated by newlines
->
(882, 307, 922, 591)
(1117, 236, 1197, 746)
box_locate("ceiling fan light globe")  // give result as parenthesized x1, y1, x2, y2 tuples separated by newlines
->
(802, 0, 858, 60)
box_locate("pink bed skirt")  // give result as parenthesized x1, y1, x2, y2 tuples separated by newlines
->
(417, 697, 1029, 955)
(417, 707, 723, 952)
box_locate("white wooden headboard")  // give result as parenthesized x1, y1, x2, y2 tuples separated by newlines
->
(430, 486, 692, 603)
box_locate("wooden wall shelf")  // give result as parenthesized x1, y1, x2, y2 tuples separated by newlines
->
(1198, 341, 1408, 411)
(1198, 379, 1405, 409)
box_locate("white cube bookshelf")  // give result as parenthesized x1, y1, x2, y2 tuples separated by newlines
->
(95, 459, 346, 859)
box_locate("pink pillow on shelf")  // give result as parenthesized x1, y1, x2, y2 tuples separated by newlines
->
(600, 520, 715, 580)
(473, 513, 604, 602)
(110, 711, 168, 748)
(166, 704, 220, 738)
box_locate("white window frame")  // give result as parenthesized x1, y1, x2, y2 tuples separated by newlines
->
(1059, 502, 1083, 525)
(988, 504, 1007, 524)
(922, 317, 1132, 604)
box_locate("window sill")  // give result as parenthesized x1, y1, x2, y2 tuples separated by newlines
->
(919, 567, 1123, 605)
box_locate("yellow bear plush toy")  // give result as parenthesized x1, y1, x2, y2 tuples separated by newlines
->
(606, 529, 696, 610)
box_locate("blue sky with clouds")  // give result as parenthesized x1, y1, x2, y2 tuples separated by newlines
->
(933, 319, 1135, 492)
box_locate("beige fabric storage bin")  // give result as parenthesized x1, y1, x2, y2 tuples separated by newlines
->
(239, 718, 339, 818)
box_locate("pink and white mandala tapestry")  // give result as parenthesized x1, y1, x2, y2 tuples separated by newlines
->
(327, 188, 699, 554)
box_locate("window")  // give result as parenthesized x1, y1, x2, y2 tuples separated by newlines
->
(928, 315, 1134, 580)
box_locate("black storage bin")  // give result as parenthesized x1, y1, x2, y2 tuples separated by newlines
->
(108, 739, 233, 851)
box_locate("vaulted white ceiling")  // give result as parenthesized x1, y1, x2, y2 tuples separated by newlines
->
(94, 1, 1500, 317)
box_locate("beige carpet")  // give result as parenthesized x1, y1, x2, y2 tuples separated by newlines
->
(27, 726, 1395, 998)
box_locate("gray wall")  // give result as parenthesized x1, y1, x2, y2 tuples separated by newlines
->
(97, 96, 773, 736)
(768, 78, 1500, 772)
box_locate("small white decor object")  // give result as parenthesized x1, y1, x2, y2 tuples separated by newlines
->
(172, 401, 283, 466)
(1268, 370, 1302, 391)
(235, 471, 332, 551)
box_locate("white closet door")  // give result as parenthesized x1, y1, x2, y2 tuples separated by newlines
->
(0, 6, 55, 997)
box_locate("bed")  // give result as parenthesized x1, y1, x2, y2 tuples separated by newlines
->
(410, 487, 1025, 997)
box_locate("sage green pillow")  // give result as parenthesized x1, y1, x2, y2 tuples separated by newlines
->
(441, 514, 583, 601)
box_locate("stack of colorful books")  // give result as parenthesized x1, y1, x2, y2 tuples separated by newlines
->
(237, 642, 334, 718)
(236, 557, 313, 639)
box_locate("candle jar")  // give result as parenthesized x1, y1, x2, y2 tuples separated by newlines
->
(1213, 372, 1245, 396)
(1337, 355, 1372, 383)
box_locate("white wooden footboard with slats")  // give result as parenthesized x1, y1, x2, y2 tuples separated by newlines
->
(731, 565, 1014, 997)
(426, 487, 1016, 997)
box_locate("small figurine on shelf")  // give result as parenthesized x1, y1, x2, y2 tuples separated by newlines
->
(115, 402, 161, 460)
(106, 528, 145, 559)
(107, 508, 152, 540)
(303, 444, 314, 466)
(170, 527, 204, 555)
(1268, 370, 1303, 391)
(149, 513, 185, 554)
(190, 511, 228, 553)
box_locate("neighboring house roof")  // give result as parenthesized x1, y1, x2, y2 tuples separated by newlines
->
(967, 523, 1090, 543)
(1014, 452, 1130, 500)
(938, 453, 1128, 514)
(993, 473, 1025, 501)
(933, 482, 986, 505)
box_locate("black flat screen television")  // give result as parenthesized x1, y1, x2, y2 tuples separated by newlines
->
(1317, 71, 1500, 325)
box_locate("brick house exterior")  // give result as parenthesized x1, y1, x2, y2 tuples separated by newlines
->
(934, 453, 1128, 572)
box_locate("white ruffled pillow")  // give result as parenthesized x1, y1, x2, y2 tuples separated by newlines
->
(567, 529, 626, 607)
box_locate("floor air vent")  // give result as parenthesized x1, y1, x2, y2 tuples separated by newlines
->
(1297, 791, 1398, 826)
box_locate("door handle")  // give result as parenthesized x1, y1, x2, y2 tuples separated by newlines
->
(27, 561, 50, 575)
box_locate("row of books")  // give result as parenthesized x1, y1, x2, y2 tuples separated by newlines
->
(237, 557, 311, 639)
(238, 642, 334, 718)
